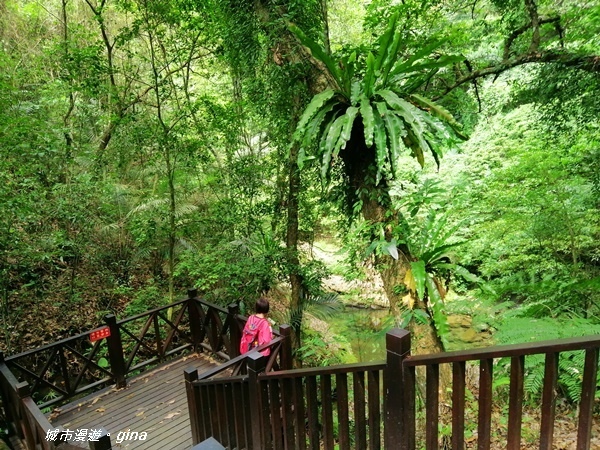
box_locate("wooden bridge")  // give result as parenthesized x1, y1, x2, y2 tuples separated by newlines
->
(1, 290, 599, 449)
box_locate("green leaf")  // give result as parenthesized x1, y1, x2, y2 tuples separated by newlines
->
(364, 52, 376, 98)
(318, 112, 339, 184)
(365, 240, 379, 256)
(381, 110, 407, 177)
(420, 242, 462, 265)
(360, 97, 375, 147)
(389, 40, 444, 77)
(373, 102, 388, 183)
(321, 113, 346, 182)
(410, 260, 426, 301)
(426, 275, 449, 340)
(403, 54, 464, 73)
(374, 12, 399, 73)
(338, 106, 359, 151)
(294, 89, 335, 141)
(350, 81, 362, 106)
(407, 131, 426, 167)
(326, 114, 347, 154)
(413, 308, 429, 324)
(379, 27, 403, 89)
(378, 90, 431, 165)
(409, 94, 467, 138)
(301, 101, 336, 151)
(298, 147, 306, 170)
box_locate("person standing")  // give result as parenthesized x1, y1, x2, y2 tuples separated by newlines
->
(239, 297, 273, 356)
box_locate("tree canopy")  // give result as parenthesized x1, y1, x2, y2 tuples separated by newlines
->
(0, 0, 598, 359)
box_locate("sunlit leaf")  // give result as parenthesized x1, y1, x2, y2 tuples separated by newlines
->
(410, 260, 426, 300)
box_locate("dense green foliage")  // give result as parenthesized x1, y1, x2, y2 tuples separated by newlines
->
(0, 0, 599, 393)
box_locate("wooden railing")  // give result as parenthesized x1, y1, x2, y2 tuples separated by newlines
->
(396, 331, 600, 450)
(0, 357, 111, 449)
(184, 325, 293, 450)
(0, 288, 262, 450)
(187, 328, 600, 450)
(2, 289, 251, 408)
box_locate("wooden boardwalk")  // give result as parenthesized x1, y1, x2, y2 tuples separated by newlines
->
(50, 353, 220, 449)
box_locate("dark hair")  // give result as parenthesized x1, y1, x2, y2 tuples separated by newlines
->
(255, 297, 270, 314)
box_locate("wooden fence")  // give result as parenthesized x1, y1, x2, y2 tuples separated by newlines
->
(186, 328, 600, 450)
(185, 325, 293, 450)
(0, 289, 262, 450)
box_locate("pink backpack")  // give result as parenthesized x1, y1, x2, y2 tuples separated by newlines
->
(239, 316, 266, 354)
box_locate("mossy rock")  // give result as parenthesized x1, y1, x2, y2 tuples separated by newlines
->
(0, 439, 10, 450)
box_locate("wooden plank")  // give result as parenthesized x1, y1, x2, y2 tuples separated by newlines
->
(269, 379, 283, 450)
(74, 377, 187, 429)
(232, 380, 246, 450)
(403, 365, 416, 450)
(452, 361, 465, 450)
(259, 378, 272, 450)
(50, 354, 219, 450)
(212, 383, 225, 444)
(507, 356, 524, 450)
(306, 376, 319, 450)
(336, 373, 350, 450)
(242, 380, 252, 450)
(222, 382, 236, 448)
(367, 369, 381, 450)
(539, 352, 558, 450)
(477, 358, 493, 450)
(292, 377, 306, 450)
(426, 364, 439, 450)
(576, 348, 599, 450)
(263, 361, 386, 379)
(55, 355, 212, 420)
(281, 377, 295, 450)
(353, 371, 367, 450)
(321, 374, 334, 450)
(198, 384, 212, 441)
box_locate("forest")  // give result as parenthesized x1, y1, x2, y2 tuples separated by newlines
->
(0, 0, 599, 431)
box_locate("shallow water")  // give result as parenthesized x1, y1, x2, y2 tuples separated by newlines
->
(327, 306, 393, 362)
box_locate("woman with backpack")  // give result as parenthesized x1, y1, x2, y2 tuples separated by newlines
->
(239, 297, 273, 356)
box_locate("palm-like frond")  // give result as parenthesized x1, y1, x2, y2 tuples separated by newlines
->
(286, 292, 342, 332)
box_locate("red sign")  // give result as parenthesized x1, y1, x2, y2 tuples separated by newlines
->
(90, 326, 111, 342)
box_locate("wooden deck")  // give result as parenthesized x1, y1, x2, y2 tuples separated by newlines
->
(50, 353, 220, 449)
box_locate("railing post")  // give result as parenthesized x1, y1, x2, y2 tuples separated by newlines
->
(228, 303, 241, 359)
(188, 289, 203, 352)
(278, 324, 293, 370)
(104, 314, 127, 389)
(16, 381, 35, 449)
(384, 328, 413, 450)
(247, 352, 266, 450)
(185, 368, 202, 446)
(88, 428, 112, 450)
(0, 352, 14, 427)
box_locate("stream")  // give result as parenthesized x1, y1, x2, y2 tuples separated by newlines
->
(328, 306, 493, 362)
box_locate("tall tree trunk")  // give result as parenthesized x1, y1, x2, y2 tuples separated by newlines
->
(286, 140, 303, 351)
(345, 126, 446, 355)
(347, 133, 451, 430)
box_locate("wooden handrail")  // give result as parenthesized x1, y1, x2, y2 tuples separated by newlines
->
(2, 289, 255, 410)
(187, 328, 600, 450)
(115, 298, 190, 325)
(404, 334, 600, 366)
(260, 360, 386, 379)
